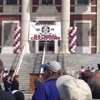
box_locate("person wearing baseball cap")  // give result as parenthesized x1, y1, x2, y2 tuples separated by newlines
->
(32, 61, 62, 100)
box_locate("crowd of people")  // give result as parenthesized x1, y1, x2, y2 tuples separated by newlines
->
(33, 62, 100, 100)
(2, 67, 19, 92)
(0, 59, 24, 100)
(1, 57, 100, 100)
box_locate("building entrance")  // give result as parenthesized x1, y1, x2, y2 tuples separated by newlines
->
(39, 41, 54, 52)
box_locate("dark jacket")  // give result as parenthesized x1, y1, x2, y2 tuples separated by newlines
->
(0, 89, 16, 100)
(34, 78, 42, 89)
(32, 78, 59, 100)
(4, 80, 12, 92)
(12, 80, 19, 91)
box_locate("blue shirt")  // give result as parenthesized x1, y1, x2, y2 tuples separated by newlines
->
(32, 78, 59, 100)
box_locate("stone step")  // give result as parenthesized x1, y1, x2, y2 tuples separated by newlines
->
(0, 54, 19, 70)
(24, 93, 33, 100)
(19, 54, 100, 89)
(1, 53, 100, 93)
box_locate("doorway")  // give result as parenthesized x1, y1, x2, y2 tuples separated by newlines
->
(39, 41, 54, 52)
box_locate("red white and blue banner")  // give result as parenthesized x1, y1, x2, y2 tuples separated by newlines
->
(29, 22, 61, 41)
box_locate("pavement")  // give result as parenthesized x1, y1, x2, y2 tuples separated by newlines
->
(24, 92, 33, 100)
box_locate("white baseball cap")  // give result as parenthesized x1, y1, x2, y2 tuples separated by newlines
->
(40, 61, 61, 73)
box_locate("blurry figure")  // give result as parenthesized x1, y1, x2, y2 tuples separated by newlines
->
(79, 66, 85, 73)
(0, 58, 16, 100)
(62, 67, 79, 79)
(56, 75, 92, 100)
(4, 75, 12, 92)
(3, 68, 9, 89)
(12, 75, 19, 91)
(91, 67, 95, 73)
(9, 67, 15, 78)
(87, 67, 91, 71)
(34, 74, 42, 90)
(88, 70, 100, 99)
(3, 68, 8, 78)
(81, 70, 92, 83)
(12, 90, 24, 100)
(79, 66, 85, 79)
(97, 64, 100, 70)
(0, 85, 2, 89)
(95, 64, 100, 72)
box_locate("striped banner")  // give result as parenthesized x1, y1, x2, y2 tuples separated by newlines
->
(69, 27, 77, 53)
(13, 26, 21, 53)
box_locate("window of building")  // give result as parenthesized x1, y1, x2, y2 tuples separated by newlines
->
(77, 0, 89, 5)
(6, 0, 17, 5)
(42, 0, 53, 5)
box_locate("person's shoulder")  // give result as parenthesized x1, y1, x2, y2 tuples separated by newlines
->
(0, 89, 16, 100)
(42, 78, 57, 86)
(45, 78, 57, 83)
(45, 78, 57, 82)
(37, 78, 57, 88)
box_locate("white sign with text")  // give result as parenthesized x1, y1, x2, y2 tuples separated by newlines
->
(29, 22, 61, 41)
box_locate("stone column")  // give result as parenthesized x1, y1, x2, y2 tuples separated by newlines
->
(97, 0, 100, 53)
(21, 0, 30, 53)
(54, 40, 58, 53)
(61, 0, 70, 53)
(35, 41, 39, 53)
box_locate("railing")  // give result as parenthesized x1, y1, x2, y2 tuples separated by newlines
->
(40, 42, 67, 73)
(12, 46, 25, 78)
(40, 43, 46, 73)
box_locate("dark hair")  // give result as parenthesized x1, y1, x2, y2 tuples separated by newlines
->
(37, 74, 40, 76)
(88, 70, 100, 99)
(13, 75, 19, 80)
(6, 75, 11, 80)
(81, 66, 84, 68)
(0, 59, 4, 73)
(91, 67, 94, 70)
(14, 91, 24, 100)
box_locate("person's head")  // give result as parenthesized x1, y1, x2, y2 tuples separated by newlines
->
(56, 75, 92, 100)
(62, 67, 79, 79)
(88, 67, 90, 70)
(0, 59, 4, 83)
(91, 67, 94, 70)
(88, 70, 100, 99)
(12, 90, 24, 100)
(4, 68, 8, 73)
(13, 75, 19, 81)
(10, 67, 14, 71)
(37, 74, 42, 79)
(6, 75, 11, 80)
(40, 61, 62, 80)
(81, 66, 84, 69)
